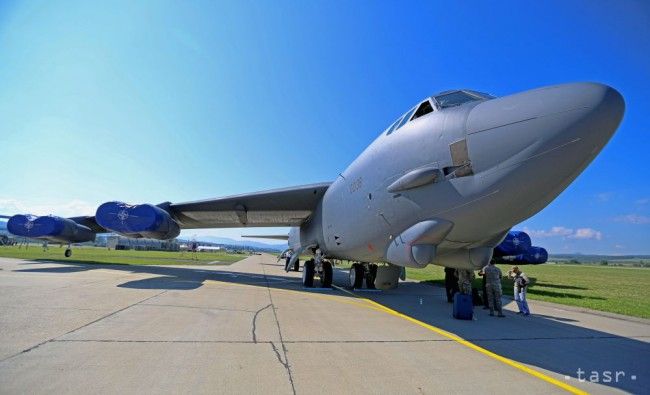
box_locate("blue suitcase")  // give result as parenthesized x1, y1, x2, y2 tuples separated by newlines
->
(453, 293, 473, 320)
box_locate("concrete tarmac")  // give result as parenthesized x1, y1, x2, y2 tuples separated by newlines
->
(0, 254, 648, 394)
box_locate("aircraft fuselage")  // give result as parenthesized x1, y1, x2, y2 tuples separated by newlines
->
(293, 83, 624, 270)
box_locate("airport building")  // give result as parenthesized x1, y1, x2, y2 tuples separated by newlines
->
(94, 234, 180, 251)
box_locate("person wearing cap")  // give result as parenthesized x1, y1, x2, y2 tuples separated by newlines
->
(509, 266, 531, 316)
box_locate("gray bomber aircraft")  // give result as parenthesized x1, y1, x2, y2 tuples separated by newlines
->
(7, 82, 624, 290)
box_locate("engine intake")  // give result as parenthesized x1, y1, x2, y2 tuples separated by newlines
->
(493, 231, 531, 256)
(95, 202, 180, 240)
(7, 214, 95, 243)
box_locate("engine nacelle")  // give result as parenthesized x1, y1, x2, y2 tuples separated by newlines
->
(95, 202, 180, 240)
(498, 246, 548, 265)
(7, 214, 95, 243)
(493, 230, 531, 256)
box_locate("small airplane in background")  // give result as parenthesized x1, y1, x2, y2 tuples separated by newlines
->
(7, 82, 624, 290)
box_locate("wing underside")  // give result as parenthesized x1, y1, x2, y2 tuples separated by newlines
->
(168, 182, 330, 229)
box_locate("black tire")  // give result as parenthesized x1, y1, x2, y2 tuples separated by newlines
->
(366, 264, 378, 289)
(320, 261, 333, 288)
(349, 263, 364, 289)
(64, 249, 72, 258)
(302, 259, 315, 287)
(293, 259, 300, 272)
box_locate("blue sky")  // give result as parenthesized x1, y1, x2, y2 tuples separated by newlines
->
(0, 1, 648, 254)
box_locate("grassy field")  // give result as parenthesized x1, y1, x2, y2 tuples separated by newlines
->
(0, 245, 247, 266)
(407, 263, 650, 319)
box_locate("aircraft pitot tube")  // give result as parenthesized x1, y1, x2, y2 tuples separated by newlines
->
(95, 202, 180, 240)
(7, 214, 96, 243)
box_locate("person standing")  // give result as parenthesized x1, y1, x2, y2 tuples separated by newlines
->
(444, 267, 459, 303)
(284, 249, 293, 272)
(509, 266, 531, 316)
(483, 261, 505, 317)
(478, 267, 490, 310)
(457, 269, 474, 295)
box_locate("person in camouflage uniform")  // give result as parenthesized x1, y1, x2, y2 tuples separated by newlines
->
(457, 269, 474, 295)
(483, 260, 505, 317)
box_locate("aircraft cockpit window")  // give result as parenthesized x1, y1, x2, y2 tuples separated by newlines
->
(396, 107, 416, 130)
(386, 116, 403, 135)
(434, 91, 482, 109)
(410, 100, 434, 121)
(387, 106, 416, 135)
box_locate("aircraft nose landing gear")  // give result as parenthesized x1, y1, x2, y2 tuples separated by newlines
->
(349, 263, 399, 290)
(302, 259, 333, 288)
(350, 263, 377, 289)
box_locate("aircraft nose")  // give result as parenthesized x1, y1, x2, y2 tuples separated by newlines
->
(466, 82, 625, 172)
(579, 83, 625, 140)
(552, 82, 625, 142)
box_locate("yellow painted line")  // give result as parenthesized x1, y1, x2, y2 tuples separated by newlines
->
(205, 276, 586, 394)
(333, 285, 588, 395)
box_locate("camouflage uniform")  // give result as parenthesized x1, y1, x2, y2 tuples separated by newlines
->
(483, 264, 504, 316)
(457, 269, 474, 295)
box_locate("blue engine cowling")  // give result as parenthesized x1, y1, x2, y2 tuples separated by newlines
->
(95, 202, 180, 240)
(493, 231, 532, 256)
(7, 214, 96, 243)
(498, 246, 548, 265)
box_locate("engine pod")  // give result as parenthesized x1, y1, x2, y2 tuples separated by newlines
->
(493, 230, 532, 256)
(7, 214, 40, 237)
(7, 214, 95, 243)
(96, 202, 180, 240)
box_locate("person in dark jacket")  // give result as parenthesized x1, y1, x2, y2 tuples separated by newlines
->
(444, 267, 459, 303)
(478, 266, 490, 310)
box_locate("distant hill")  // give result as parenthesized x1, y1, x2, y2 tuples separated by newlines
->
(550, 254, 650, 263)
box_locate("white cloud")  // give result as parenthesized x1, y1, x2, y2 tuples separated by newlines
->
(614, 214, 650, 225)
(524, 226, 573, 238)
(523, 226, 602, 240)
(570, 228, 602, 240)
(0, 198, 96, 217)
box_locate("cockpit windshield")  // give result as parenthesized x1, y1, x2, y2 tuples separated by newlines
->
(385, 89, 494, 135)
(433, 90, 484, 109)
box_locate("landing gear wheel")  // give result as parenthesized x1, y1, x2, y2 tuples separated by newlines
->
(64, 248, 72, 258)
(293, 259, 300, 272)
(366, 264, 378, 289)
(349, 263, 364, 289)
(302, 259, 315, 287)
(320, 261, 333, 288)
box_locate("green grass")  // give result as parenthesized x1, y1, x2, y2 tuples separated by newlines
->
(0, 245, 246, 265)
(407, 263, 650, 319)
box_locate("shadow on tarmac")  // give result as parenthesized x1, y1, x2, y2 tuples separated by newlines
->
(15, 259, 650, 393)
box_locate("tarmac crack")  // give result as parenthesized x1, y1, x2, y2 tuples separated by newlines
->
(260, 260, 296, 395)
(58, 290, 169, 338)
(251, 304, 273, 343)
(0, 289, 168, 363)
(53, 339, 273, 344)
(141, 303, 257, 313)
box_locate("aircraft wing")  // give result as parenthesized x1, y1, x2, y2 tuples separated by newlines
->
(6, 182, 331, 243)
(167, 182, 331, 228)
